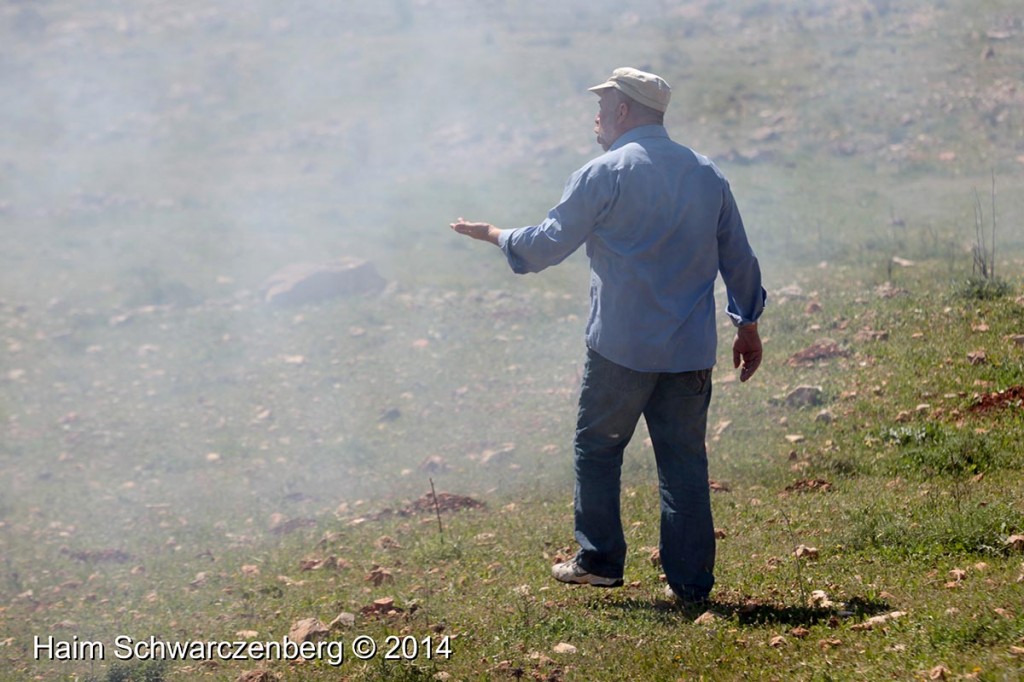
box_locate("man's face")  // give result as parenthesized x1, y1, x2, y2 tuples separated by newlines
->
(594, 89, 624, 151)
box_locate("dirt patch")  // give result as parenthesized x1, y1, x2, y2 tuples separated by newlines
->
(970, 385, 1024, 413)
(787, 339, 850, 366)
(407, 492, 486, 514)
(782, 479, 834, 495)
(61, 548, 133, 563)
(363, 492, 487, 522)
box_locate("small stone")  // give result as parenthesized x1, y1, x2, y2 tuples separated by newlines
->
(785, 385, 824, 408)
(794, 545, 819, 560)
(289, 618, 329, 643)
(263, 258, 385, 306)
(329, 612, 356, 630)
(694, 610, 725, 625)
(809, 590, 834, 608)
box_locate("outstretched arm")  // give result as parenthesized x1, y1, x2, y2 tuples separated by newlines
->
(450, 218, 501, 246)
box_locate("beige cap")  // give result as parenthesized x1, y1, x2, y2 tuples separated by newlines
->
(588, 67, 671, 112)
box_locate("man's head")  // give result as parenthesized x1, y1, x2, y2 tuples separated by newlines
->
(589, 67, 670, 150)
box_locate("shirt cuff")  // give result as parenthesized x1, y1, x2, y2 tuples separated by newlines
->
(496, 228, 515, 249)
(727, 287, 767, 326)
(497, 228, 529, 274)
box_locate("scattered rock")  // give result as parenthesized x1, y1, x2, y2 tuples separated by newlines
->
(694, 610, 726, 625)
(329, 612, 357, 630)
(236, 671, 280, 682)
(967, 349, 988, 365)
(1005, 535, 1024, 553)
(263, 258, 385, 306)
(815, 409, 834, 423)
(419, 455, 449, 473)
(850, 611, 906, 630)
(375, 535, 402, 550)
(875, 282, 907, 299)
(809, 590, 834, 608)
(552, 642, 577, 655)
(361, 597, 404, 617)
(366, 565, 394, 586)
(479, 442, 516, 466)
(378, 407, 401, 422)
(794, 545, 819, 560)
(785, 385, 824, 407)
(790, 626, 810, 638)
(854, 328, 889, 342)
(288, 617, 329, 643)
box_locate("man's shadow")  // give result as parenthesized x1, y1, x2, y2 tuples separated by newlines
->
(594, 593, 894, 627)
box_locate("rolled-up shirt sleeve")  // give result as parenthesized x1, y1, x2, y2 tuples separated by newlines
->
(717, 182, 767, 326)
(498, 166, 609, 274)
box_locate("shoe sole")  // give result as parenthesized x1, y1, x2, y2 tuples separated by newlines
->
(554, 575, 624, 588)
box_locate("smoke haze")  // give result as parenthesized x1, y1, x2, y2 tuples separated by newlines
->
(1, 0, 1022, 573)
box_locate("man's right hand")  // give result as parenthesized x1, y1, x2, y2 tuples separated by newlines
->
(733, 323, 762, 382)
(450, 218, 501, 245)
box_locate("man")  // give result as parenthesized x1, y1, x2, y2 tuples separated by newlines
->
(450, 67, 765, 603)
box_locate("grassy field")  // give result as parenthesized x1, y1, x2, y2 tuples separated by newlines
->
(1, 0, 1023, 680)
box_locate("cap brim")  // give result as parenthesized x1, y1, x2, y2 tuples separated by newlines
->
(587, 81, 617, 93)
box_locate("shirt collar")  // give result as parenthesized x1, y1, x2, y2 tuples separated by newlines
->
(608, 124, 669, 151)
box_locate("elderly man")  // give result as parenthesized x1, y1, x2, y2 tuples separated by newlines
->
(450, 67, 765, 603)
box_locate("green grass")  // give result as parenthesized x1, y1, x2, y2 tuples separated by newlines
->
(3, 0, 1024, 680)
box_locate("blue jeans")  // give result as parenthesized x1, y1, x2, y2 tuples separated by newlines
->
(573, 349, 715, 600)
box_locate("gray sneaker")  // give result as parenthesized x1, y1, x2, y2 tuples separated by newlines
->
(551, 560, 623, 587)
(664, 584, 710, 605)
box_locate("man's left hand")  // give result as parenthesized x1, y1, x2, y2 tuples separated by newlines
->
(733, 323, 762, 382)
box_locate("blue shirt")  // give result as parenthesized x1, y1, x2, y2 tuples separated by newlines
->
(497, 125, 765, 373)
